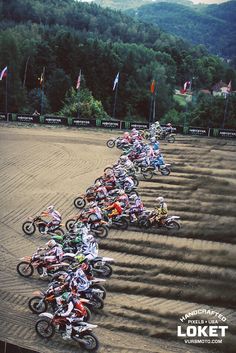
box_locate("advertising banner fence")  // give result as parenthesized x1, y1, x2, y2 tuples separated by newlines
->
(44, 116, 68, 125)
(72, 118, 96, 128)
(16, 114, 40, 124)
(1, 113, 236, 138)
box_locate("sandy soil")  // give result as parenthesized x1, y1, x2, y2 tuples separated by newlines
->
(0, 123, 236, 353)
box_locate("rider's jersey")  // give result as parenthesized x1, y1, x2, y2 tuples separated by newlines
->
(155, 202, 168, 216)
(44, 209, 61, 222)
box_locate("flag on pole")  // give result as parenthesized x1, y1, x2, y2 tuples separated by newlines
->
(38, 68, 45, 86)
(0, 66, 7, 80)
(227, 80, 232, 92)
(113, 72, 119, 91)
(150, 79, 155, 94)
(76, 70, 81, 90)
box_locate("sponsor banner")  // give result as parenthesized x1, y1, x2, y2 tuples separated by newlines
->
(0, 113, 7, 121)
(44, 116, 68, 125)
(16, 114, 40, 123)
(101, 120, 121, 129)
(218, 129, 236, 139)
(72, 118, 95, 127)
(130, 122, 149, 130)
(188, 127, 208, 136)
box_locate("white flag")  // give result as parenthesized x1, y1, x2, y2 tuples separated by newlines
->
(113, 72, 119, 91)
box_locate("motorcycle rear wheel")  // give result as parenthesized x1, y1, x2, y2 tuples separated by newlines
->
(74, 196, 86, 209)
(22, 221, 36, 235)
(52, 227, 64, 236)
(167, 135, 175, 143)
(79, 332, 99, 352)
(91, 225, 108, 239)
(113, 218, 128, 230)
(16, 262, 34, 277)
(142, 169, 154, 180)
(28, 296, 48, 314)
(160, 167, 171, 176)
(166, 220, 180, 230)
(35, 318, 55, 338)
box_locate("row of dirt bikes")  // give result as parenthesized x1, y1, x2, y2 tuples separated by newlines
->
(18, 124, 180, 352)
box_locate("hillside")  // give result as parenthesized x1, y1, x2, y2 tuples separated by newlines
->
(126, 1, 236, 60)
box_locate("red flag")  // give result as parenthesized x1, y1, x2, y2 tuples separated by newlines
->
(150, 79, 155, 94)
(76, 70, 81, 90)
(0, 66, 7, 80)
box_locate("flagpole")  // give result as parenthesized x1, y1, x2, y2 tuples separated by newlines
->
(5, 73, 8, 122)
(222, 93, 229, 129)
(40, 67, 45, 115)
(112, 79, 119, 119)
(77, 69, 81, 119)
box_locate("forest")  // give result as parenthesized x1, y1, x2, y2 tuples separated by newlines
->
(0, 0, 235, 128)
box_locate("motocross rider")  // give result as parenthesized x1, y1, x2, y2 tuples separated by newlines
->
(128, 194, 144, 222)
(150, 196, 168, 225)
(40, 239, 64, 277)
(94, 181, 108, 204)
(41, 205, 62, 234)
(56, 291, 85, 340)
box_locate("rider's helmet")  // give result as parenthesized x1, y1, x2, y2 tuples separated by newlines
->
(155, 121, 160, 128)
(46, 239, 57, 248)
(105, 170, 113, 177)
(118, 189, 125, 195)
(156, 196, 164, 204)
(61, 292, 71, 303)
(120, 155, 128, 163)
(129, 194, 138, 201)
(47, 205, 55, 212)
(95, 181, 101, 188)
(167, 122, 172, 127)
(124, 132, 129, 137)
(75, 254, 86, 264)
(150, 137, 156, 143)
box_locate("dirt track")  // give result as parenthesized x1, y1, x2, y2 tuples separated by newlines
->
(0, 124, 236, 353)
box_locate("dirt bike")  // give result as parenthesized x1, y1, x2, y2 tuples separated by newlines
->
(66, 213, 109, 239)
(148, 163, 171, 176)
(102, 210, 129, 230)
(35, 312, 99, 351)
(22, 215, 64, 236)
(157, 130, 176, 143)
(133, 162, 154, 180)
(106, 137, 131, 150)
(73, 190, 96, 209)
(28, 289, 92, 321)
(139, 214, 181, 230)
(16, 250, 70, 278)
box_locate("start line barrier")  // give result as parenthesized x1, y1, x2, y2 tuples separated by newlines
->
(1, 113, 236, 139)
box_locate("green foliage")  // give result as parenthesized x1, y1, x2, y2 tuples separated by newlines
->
(59, 87, 110, 119)
(126, 1, 236, 61)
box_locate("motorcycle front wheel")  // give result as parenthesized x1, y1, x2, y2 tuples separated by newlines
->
(28, 296, 48, 314)
(35, 319, 55, 338)
(16, 262, 34, 277)
(65, 219, 76, 231)
(106, 139, 115, 148)
(22, 221, 36, 235)
(74, 197, 86, 209)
